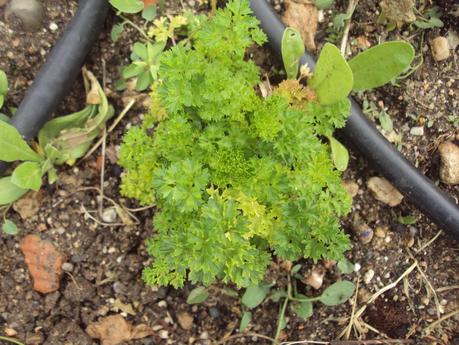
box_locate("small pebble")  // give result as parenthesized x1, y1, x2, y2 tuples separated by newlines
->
(6, 0, 44, 31)
(364, 269, 375, 284)
(367, 177, 403, 207)
(431, 37, 450, 61)
(158, 300, 167, 308)
(410, 126, 424, 136)
(177, 312, 194, 330)
(305, 268, 324, 290)
(374, 226, 387, 238)
(61, 262, 74, 272)
(352, 223, 374, 244)
(354, 262, 361, 272)
(5, 328, 17, 337)
(49, 22, 58, 31)
(159, 330, 169, 339)
(438, 141, 459, 185)
(102, 208, 117, 223)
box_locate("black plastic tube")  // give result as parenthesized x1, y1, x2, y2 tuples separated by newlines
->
(250, 0, 459, 239)
(0, 0, 109, 173)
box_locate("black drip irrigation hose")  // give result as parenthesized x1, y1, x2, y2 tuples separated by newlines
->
(0, 0, 109, 173)
(250, 0, 459, 239)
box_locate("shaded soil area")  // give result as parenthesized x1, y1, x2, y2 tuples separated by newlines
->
(0, 0, 458, 344)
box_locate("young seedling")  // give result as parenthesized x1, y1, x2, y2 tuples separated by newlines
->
(0, 69, 114, 208)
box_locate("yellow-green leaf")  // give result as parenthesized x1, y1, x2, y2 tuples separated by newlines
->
(348, 41, 414, 91)
(11, 161, 43, 191)
(0, 177, 27, 205)
(309, 43, 353, 104)
(0, 121, 42, 162)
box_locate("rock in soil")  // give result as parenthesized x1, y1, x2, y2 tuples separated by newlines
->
(86, 315, 153, 345)
(282, 0, 318, 52)
(367, 177, 403, 207)
(438, 141, 459, 185)
(177, 311, 194, 330)
(5, 0, 44, 31)
(342, 180, 359, 197)
(352, 222, 374, 244)
(431, 37, 450, 62)
(305, 267, 324, 289)
(20, 235, 67, 294)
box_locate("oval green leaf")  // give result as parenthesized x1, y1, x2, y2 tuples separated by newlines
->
(0, 121, 42, 162)
(309, 43, 353, 104)
(109, 0, 144, 13)
(0, 69, 8, 95)
(2, 219, 19, 235)
(348, 41, 415, 91)
(186, 286, 209, 304)
(319, 280, 356, 306)
(281, 27, 305, 80)
(0, 177, 28, 205)
(11, 161, 43, 191)
(328, 136, 349, 171)
(239, 311, 252, 332)
(291, 300, 313, 320)
(337, 258, 354, 274)
(242, 284, 270, 309)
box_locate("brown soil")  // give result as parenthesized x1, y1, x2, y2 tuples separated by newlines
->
(0, 0, 458, 345)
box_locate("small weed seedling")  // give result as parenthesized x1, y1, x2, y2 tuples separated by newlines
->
(185, 260, 356, 344)
(0, 69, 114, 214)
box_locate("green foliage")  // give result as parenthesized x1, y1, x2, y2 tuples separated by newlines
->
(397, 215, 417, 225)
(109, 0, 144, 14)
(414, 7, 443, 29)
(0, 177, 27, 205)
(348, 41, 415, 91)
(327, 135, 349, 171)
(319, 280, 355, 305)
(242, 283, 271, 309)
(1, 219, 18, 235)
(239, 311, 252, 332)
(308, 43, 353, 104)
(0, 121, 42, 162)
(0, 70, 113, 205)
(0, 69, 8, 109)
(186, 286, 209, 304)
(337, 258, 354, 274)
(122, 41, 165, 91)
(120, 0, 352, 289)
(315, 0, 334, 9)
(281, 27, 305, 79)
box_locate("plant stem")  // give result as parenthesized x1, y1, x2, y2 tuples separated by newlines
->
(0, 336, 25, 345)
(273, 275, 293, 344)
(339, 0, 359, 56)
(119, 15, 152, 42)
(211, 0, 217, 15)
(273, 293, 290, 344)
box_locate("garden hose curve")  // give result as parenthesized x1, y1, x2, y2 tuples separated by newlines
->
(250, 0, 459, 239)
(0, 0, 109, 173)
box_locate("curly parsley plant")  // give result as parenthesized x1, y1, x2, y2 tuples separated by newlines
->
(119, 0, 353, 288)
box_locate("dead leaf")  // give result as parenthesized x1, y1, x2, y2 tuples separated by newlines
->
(379, 0, 416, 26)
(13, 190, 45, 219)
(282, 0, 318, 52)
(113, 298, 136, 316)
(86, 315, 153, 345)
(20, 235, 67, 293)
